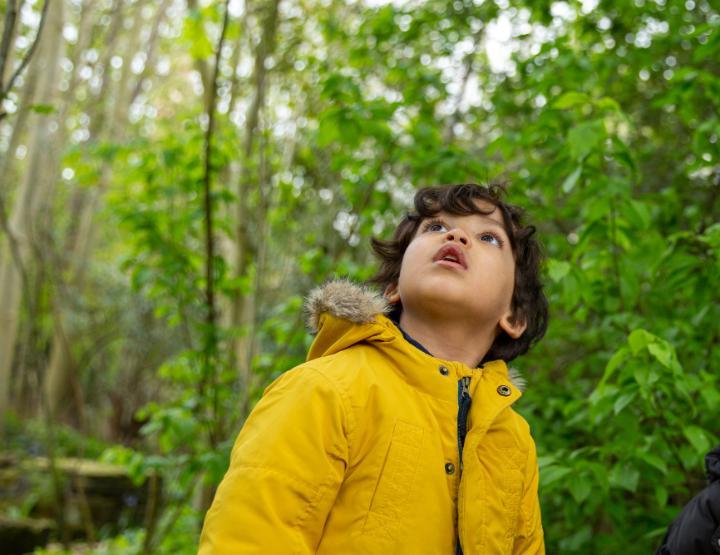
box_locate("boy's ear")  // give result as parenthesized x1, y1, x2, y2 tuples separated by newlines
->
(499, 311, 527, 339)
(383, 283, 401, 304)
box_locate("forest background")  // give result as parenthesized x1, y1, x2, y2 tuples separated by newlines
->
(0, 0, 718, 553)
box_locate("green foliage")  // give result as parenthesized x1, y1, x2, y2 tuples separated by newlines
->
(127, 0, 719, 549)
(34, 532, 143, 555)
(481, 1, 720, 550)
(11, 0, 718, 552)
(4, 413, 110, 459)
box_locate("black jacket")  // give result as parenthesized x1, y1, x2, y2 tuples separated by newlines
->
(656, 446, 720, 555)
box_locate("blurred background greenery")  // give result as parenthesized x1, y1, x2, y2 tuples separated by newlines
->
(0, 0, 718, 552)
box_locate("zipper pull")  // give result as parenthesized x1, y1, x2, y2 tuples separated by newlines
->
(460, 376, 471, 399)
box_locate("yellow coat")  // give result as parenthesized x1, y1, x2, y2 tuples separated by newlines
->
(199, 281, 544, 554)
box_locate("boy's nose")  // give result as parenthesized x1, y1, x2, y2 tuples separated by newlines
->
(445, 228, 469, 246)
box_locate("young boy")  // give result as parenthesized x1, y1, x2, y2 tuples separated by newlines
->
(199, 183, 548, 554)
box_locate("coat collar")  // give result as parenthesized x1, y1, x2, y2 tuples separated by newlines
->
(305, 280, 528, 393)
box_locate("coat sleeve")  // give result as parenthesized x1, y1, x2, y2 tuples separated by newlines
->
(655, 481, 720, 555)
(198, 365, 350, 554)
(512, 439, 545, 555)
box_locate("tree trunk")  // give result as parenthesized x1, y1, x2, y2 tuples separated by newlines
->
(43, 0, 154, 420)
(0, 0, 65, 416)
(226, 0, 281, 418)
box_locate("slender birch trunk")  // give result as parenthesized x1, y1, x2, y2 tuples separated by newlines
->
(227, 0, 281, 418)
(43, 0, 164, 418)
(0, 0, 65, 416)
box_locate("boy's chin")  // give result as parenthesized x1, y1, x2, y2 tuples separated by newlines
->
(404, 284, 481, 317)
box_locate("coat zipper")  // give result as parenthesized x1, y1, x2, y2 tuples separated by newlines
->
(456, 376, 472, 555)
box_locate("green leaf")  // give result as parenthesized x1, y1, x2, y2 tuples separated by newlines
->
(567, 120, 605, 161)
(562, 165, 582, 193)
(537, 455, 558, 469)
(613, 391, 636, 414)
(699, 223, 720, 249)
(639, 452, 668, 475)
(568, 473, 592, 504)
(317, 112, 341, 147)
(599, 347, 630, 386)
(633, 365, 659, 387)
(184, 11, 213, 59)
(29, 103, 56, 114)
(655, 485, 668, 508)
(552, 91, 590, 109)
(683, 425, 710, 455)
(541, 465, 572, 487)
(547, 258, 571, 282)
(628, 328, 654, 355)
(595, 96, 621, 112)
(701, 386, 720, 408)
(626, 199, 652, 230)
(588, 389, 617, 422)
(609, 464, 640, 492)
(647, 342, 673, 369)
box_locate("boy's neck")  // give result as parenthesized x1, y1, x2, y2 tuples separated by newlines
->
(398, 307, 495, 368)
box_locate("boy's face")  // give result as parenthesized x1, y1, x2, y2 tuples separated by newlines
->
(388, 200, 525, 338)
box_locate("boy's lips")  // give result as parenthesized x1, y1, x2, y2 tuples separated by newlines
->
(433, 244, 467, 269)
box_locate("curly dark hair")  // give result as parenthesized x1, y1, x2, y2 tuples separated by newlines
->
(370, 183, 548, 363)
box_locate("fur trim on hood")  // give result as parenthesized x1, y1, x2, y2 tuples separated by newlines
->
(305, 280, 527, 392)
(305, 280, 389, 333)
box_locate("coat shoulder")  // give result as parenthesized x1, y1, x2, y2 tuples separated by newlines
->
(299, 344, 388, 399)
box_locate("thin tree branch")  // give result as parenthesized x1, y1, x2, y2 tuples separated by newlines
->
(200, 0, 232, 446)
(0, 0, 18, 86)
(140, 477, 196, 555)
(243, 0, 281, 158)
(445, 27, 484, 143)
(128, 0, 171, 105)
(609, 196, 626, 314)
(0, 185, 30, 296)
(0, 0, 51, 119)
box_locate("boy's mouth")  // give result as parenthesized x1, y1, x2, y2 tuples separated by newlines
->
(433, 245, 467, 269)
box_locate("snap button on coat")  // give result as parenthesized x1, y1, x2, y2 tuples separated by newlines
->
(497, 384, 512, 396)
(445, 462, 456, 475)
(439, 365, 449, 376)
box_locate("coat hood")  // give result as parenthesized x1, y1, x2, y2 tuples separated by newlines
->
(305, 280, 527, 392)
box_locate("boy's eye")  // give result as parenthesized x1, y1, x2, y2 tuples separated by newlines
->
(479, 232, 503, 247)
(424, 220, 448, 233)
